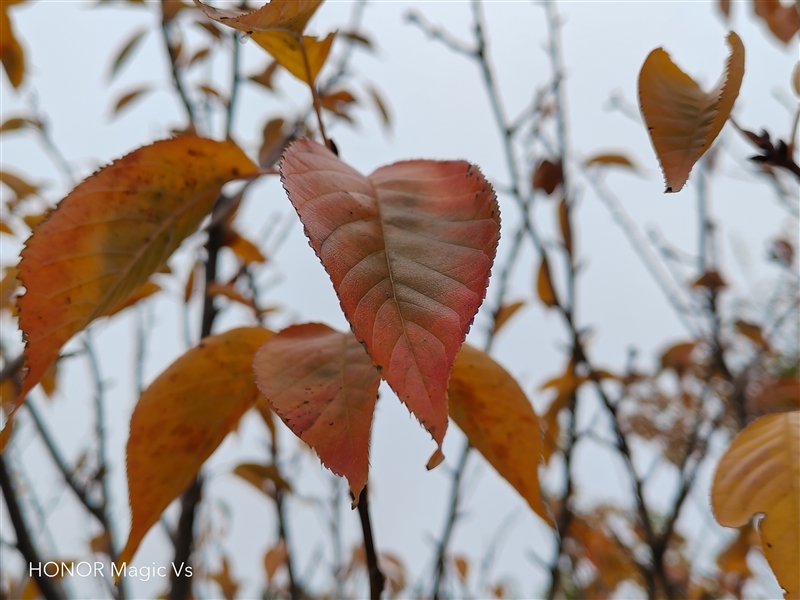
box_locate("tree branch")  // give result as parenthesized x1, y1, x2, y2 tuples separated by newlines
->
(0, 455, 67, 600)
(357, 485, 385, 600)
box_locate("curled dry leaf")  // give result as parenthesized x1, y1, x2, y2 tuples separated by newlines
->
(249, 59, 279, 90)
(280, 139, 500, 450)
(448, 344, 550, 524)
(639, 32, 744, 192)
(711, 411, 799, 598)
(121, 327, 274, 565)
(253, 323, 380, 501)
(233, 462, 292, 494)
(12, 137, 258, 443)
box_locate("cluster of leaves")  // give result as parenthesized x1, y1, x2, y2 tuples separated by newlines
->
(1, 0, 798, 599)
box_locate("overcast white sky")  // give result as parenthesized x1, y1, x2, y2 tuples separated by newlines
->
(1, 0, 796, 598)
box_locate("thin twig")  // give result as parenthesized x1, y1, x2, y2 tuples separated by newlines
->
(357, 485, 385, 600)
(160, 5, 196, 131)
(225, 30, 241, 137)
(0, 455, 67, 600)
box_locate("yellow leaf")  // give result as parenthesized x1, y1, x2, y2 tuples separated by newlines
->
(0, 3, 25, 88)
(0, 116, 41, 134)
(583, 153, 637, 170)
(233, 462, 292, 494)
(660, 341, 696, 376)
(206, 281, 256, 311)
(13, 137, 258, 435)
(711, 411, 800, 598)
(734, 319, 769, 351)
(250, 31, 335, 84)
(258, 117, 289, 168)
(453, 556, 469, 581)
(120, 327, 273, 565)
(536, 255, 558, 308)
(0, 266, 19, 311)
(493, 300, 525, 334)
(448, 344, 550, 525)
(0, 170, 39, 200)
(0, 219, 14, 234)
(225, 231, 266, 264)
(638, 32, 744, 192)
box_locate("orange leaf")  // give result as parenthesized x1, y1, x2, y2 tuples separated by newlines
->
(693, 270, 726, 293)
(249, 59, 279, 90)
(639, 32, 744, 192)
(448, 344, 550, 524)
(264, 542, 287, 583)
(210, 556, 239, 600)
(536, 254, 558, 308)
(583, 153, 637, 170)
(453, 556, 469, 582)
(253, 323, 380, 501)
(711, 411, 800, 598)
(40, 361, 58, 398)
(0, 219, 13, 235)
(280, 139, 500, 449)
(734, 319, 769, 351)
(660, 341, 696, 376)
(0, 3, 25, 88)
(716, 523, 755, 578)
(206, 281, 256, 310)
(13, 138, 258, 448)
(225, 231, 266, 264)
(120, 327, 273, 565)
(0, 266, 19, 312)
(493, 300, 525, 334)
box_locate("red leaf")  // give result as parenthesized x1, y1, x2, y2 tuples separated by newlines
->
(280, 140, 500, 448)
(253, 324, 380, 500)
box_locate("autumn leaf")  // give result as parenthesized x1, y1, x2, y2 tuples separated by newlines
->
(493, 300, 525, 334)
(224, 230, 266, 264)
(249, 59, 279, 90)
(250, 31, 335, 84)
(532, 159, 563, 195)
(448, 344, 550, 524)
(711, 410, 800, 598)
(583, 153, 637, 170)
(120, 327, 273, 565)
(280, 139, 500, 449)
(0, 1, 25, 88)
(233, 462, 292, 495)
(253, 323, 380, 501)
(194, 0, 332, 83)
(536, 254, 558, 308)
(264, 542, 287, 583)
(753, 0, 800, 44)
(12, 138, 259, 445)
(0, 115, 41, 134)
(558, 197, 572, 257)
(103, 281, 161, 318)
(210, 556, 239, 600)
(108, 28, 147, 81)
(0, 170, 40, 202)
(639, 32, 744, 192)
(258, 117, 290, 168)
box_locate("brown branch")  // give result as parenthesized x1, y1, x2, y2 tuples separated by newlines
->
(0, 455, 67, 600)
(168, 475, 203, 600)
(357, 485, 385, 600)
